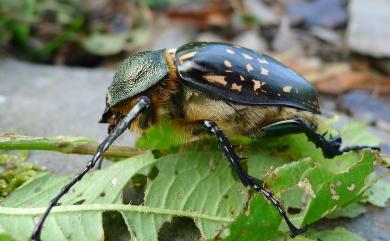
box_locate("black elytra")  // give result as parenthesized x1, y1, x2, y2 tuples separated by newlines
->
(31, 42, 379, 241)
(175, 42, 320, 113)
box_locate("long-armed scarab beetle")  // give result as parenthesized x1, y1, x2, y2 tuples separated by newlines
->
(32, 42, 380, 240)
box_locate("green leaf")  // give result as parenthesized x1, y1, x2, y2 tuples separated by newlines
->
(302, 151, 374, 224)
(0, 150, 249, 241)
(136, 119, 188, 150)
(366, 179, 390, 207)
(308, 227, 366, 241)
(0, 117, 382, 240)
(339, 121, 381, 148)
(256, 148, 376, 228)
(0, 224, 14, 241)
(0, 152, 158, 241)
(224, 196, 281, 241)
(325, 203, 367, 219)
(2, 151, 156, 208)
(141, 151, 249, 239)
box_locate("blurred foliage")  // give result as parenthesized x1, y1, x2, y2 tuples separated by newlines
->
(0, 0, 152, 64)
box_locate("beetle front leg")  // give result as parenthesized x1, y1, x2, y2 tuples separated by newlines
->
(262, 118, 380, 159)
(31, 97, 151, 241)
(203, 120, 306, 238)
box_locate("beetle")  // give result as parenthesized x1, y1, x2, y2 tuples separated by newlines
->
(31, 42, 380, 240)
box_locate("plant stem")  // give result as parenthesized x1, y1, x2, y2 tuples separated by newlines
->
(0, 133, 143, 158)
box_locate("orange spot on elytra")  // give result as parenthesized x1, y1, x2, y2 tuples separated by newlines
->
(231, 83, 242, 91)
(283, 86, 292, 93)
(179, 52, 197, 64)
(203, 75, 228, 86)
(252, 79, 265, 91)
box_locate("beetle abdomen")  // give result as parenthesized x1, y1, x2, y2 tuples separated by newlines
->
(175, 42, 320, 114)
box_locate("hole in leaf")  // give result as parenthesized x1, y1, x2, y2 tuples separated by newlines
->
(287, 207, 302, 214)
(100, 192, 106, 197)
(73, 199, 85, 205)
(158, 217, 201, 241)
(132, 174, 147, 186)
(152, 150, 163, 158)
(223, 194, 229, 199)
(148, 165, 159, 180)
(103, 211, 131, 241)
(122, 175, 146, 205)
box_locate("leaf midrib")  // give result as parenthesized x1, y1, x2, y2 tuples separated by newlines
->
(0, 204, 234, 222)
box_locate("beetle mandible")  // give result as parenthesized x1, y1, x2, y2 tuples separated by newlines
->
(32, 42, 380, 240)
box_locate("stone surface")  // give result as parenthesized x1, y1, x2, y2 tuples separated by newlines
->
(0, 59, 137, 174)
(232, 30, 267, 53)
(347, 0, 390, 57)
(149, 22, 195, 51)
(272, 17, 302, 53)
(338, 91, 390, 130)
(195, 32, 226, 43)
(336, 92, 390, 154)
(314, 205, 390, 241)
(243, 0, 279, 26)
(286, 0, 347, 28)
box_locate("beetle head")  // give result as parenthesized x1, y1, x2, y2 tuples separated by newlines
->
(100, 49, 169, 125)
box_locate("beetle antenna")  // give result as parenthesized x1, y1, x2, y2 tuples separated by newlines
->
(31, 96, 151, 241)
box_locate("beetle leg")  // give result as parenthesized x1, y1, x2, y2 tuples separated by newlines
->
(262, 118, 380, 159)
(203, 120, 306, 238)
(31, 97, 151, 241)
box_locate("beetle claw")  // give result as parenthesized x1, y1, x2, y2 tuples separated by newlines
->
(289, 224, 307, 238)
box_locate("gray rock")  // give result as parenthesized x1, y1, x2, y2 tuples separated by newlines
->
(272, 17, 302, 53)
(195, 32, 226, 43)
(310, 26, 342, 46)
(286, 0, 347, 28)
(314, 205, 390, 241)
(0, 59, 137, 175)
(347, 0, 390, 57)
(369, 127, 390, 155)
(232, 30, 267, 52)
(338, 91, 390, 154)
(338, 91, 390, 127)
(243, 0, 279, 26)
(149, 22, 195, 50)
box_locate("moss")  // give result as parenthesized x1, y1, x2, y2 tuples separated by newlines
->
(0, 151, 41, 201)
